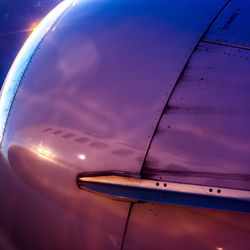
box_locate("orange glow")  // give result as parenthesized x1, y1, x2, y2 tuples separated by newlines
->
(29, 21, 39, 32)
(36, 146, 54, 160)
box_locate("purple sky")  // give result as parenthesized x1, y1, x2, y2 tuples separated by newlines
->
(0, 0, 61, 86)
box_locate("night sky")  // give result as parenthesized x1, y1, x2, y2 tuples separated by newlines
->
(0, 0, 61, 87)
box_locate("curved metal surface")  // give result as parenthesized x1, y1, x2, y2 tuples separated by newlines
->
(1, 0, 248, 249)
(0, 0, 74, 143)
(0, 124, 132, 249)
(205, 0, 250, 49)
(143, 42, 250, 190)
(0, 150, 130, 250)
(78, 174, 250, 212)
(2, 0, 226, 174)
(123, 203, 250, 250)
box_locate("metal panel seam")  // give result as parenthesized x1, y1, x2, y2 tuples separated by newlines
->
(139, 0, 232, 177)
(202, 39, 250, 52)
(121, 202, 134, 250)
(120, 1, 233, 248)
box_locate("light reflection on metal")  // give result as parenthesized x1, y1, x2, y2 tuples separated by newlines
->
(144, 42, 250, 190)
(0, 0, 249, 248)
(78, 154, 86, 160)
(78, 175, 250, 200)
(78, 174, 250, 211)
(36, 147, 54, 160)
(0, 0, 74, 144)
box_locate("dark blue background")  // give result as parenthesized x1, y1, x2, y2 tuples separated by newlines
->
(0, 0, 60, 87)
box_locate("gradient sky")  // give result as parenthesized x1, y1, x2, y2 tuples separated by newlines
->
(0, 0, 61, 87)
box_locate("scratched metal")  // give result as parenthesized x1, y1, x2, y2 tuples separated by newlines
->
(144, 42, 250, 190)
(124, 203, 250, 250)
(205, 0, 250, 49)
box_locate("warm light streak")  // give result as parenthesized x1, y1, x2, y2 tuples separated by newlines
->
(29, 22, 39, 32)
(0, 0, 74, 144)
(37, 147, 53, 159)
(36, 145, 54, 160)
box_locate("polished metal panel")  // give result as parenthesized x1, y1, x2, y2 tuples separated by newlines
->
(124, 203, 250, 250)
(0, 0, 74, 143)
(144, 42, 250, 190)
(0, 0, 243, 249)
(1, 0, 226, 174)
(0, 151, 130, 250)
(78, 174, 250, 212)
(205, 0, 250, 49)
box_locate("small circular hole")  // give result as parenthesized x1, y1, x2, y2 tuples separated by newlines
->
(156, 182, 159, 187)
(164, 183, 167, 187)
(217, 189, 221, 194)
(209, 188, 213, 192)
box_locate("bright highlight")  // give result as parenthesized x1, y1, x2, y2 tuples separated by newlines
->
(0, 0, 74, 144)
(78, 154, 86, 160)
